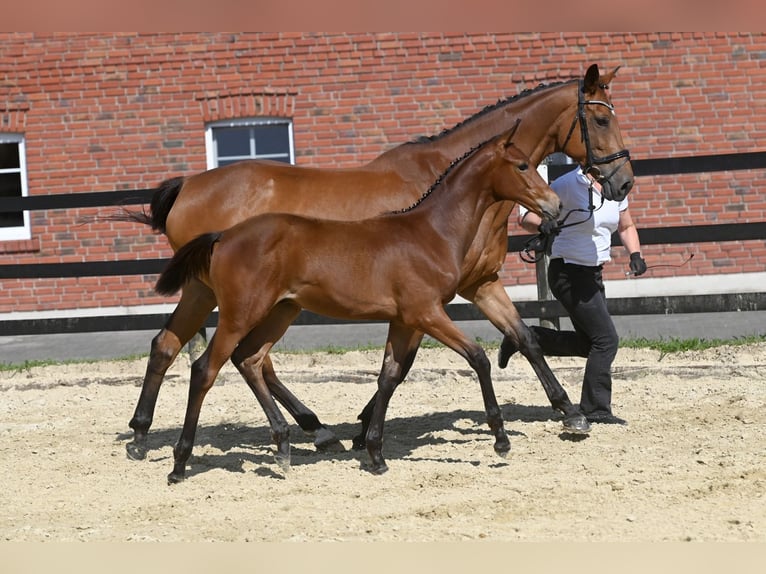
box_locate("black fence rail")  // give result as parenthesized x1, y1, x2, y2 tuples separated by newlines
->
(2, 152, 766, 337)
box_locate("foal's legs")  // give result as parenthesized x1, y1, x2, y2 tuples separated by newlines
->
(230, 302, 306, 472)
(168, 326, 244, 484)
(354, 278, 590, 447)
(260, 356, 343, 452)
(352, 330, 421, 451)
(127, 279, 217, 460)
(365, 310, 511, 474)
(127, 278, 339, 459)
(463, 278, 590, 433)
(412, 308, 511, 458)
(363, 323, 424, 474)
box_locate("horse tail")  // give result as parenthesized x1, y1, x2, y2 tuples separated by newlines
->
(155, 231, 222, 296)
(94, 176, 185, 234)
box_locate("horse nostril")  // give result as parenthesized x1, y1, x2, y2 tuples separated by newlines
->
(622, 180, 634, 194)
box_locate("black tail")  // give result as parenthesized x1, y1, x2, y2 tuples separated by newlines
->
(155, 232, 222, 296)
(95, 176, 185, 234)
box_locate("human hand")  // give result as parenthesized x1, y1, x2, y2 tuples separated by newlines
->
(629, 252, 647, 276)
(537, 219, 560, 237)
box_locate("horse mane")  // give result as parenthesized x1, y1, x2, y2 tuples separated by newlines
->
(391, 140, 488, 215)
(408, 78, 575, 145)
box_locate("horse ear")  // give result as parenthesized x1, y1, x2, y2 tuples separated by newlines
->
(598, 65, 621, 87)
(585, 64, 621, 93)
(583, 64, 600, 92)
(504, 118, 522, 148)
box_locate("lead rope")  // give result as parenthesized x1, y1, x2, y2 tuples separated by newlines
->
(519, 177, 604, 263)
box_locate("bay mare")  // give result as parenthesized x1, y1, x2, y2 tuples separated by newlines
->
(154, 125, 561, 481)
(119, 64, 633, 460)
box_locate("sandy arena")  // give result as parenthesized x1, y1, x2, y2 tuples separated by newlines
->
(1, 342, 764, 542)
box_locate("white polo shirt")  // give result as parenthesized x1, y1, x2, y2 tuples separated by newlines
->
(520, 167, 628, 267)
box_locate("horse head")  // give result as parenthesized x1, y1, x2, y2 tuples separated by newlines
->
(496, 119, 561, 221)
(561, 64, 634, 201)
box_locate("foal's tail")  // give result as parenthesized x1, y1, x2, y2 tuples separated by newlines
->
(155, 231, 222, 296)
(95, 176, 186, 235)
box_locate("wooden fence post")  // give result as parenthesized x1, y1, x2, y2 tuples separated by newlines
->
(535, 253, 560, 330)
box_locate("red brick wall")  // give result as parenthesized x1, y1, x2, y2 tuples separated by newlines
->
(1, 32, 765, 313)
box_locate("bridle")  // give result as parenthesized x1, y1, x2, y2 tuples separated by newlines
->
(519, 80, 630, 263)
(562, 79, 631, 189)
(520, 80, 632, 263)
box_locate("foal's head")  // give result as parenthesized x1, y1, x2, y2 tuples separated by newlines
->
(490, 120, 561, 222)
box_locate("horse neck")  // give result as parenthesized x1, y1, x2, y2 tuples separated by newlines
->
(404, 150, 499, 252)
(382, 81, 576, 171)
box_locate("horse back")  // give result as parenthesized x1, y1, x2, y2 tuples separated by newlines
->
(163, 159, 429, 251)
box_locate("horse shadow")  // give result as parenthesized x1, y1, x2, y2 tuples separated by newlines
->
(116, 401, 587, 480)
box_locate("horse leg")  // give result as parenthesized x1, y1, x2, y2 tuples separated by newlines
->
(168, 327, 241, 484)
(352, 327, 422, 451)
(463, 278, 590, 434)
(230, 302, 304, 472)
(413, 306, 511, 458)
(261, 355, 344, 452)
(127, 279, 217, 460)
(363, 322, 424, 474)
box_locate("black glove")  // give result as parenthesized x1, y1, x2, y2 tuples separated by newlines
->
(538, 219, 560, 237)
(629, 252, 647, 276)
(524, 219, 559, 256)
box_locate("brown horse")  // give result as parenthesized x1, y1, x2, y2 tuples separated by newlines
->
(155, 123, 561, 481)
(122, 64, 633, 460)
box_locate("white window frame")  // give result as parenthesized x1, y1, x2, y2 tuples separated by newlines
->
(0, 133, 30, 241)
(204, 117, 295, 170)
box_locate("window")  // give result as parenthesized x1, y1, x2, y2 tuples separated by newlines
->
(0, 134, 30, 241)
(205, 118, 294, 169)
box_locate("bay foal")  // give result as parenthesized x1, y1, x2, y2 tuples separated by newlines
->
(155, 123, 560, 482)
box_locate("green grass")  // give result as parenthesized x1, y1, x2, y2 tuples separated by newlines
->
(620, 334, 766, 354)
(0, 353, 149, 373)
(2, 334, 764, 372)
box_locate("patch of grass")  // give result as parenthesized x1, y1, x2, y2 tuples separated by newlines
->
(0, 353, 149, 373)
(2, 334, 764, 370)
(621, 334, 766, 355)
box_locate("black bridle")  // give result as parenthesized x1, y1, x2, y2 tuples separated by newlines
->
(520, 80, 631, 263)
(562, 79, 631, 188)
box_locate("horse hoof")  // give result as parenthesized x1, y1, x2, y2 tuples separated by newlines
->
(275, 453, 291, 474)
(314, 428, 346, 453)
(351, 434, 366, 451)
(126, 441, 147, 461)
(563, 413, 591, 434)
(494, 444, 511, 459)
(497, 337, 518, 369)
(368, 461, 389, 475)
(167, 471, 185, 485)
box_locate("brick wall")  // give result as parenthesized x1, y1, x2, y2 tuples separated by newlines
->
(1, 32, 765, 313)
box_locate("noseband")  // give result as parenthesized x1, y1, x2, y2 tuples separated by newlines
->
(562, 80, 631, 189)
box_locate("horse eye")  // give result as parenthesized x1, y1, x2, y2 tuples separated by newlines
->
(518, 162, 528, 171)
(595, 116, 610, 127)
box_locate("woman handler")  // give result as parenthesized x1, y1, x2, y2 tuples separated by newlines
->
(507, 165, 646, 425)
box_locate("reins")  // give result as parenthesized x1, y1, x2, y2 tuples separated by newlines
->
(519, 179, 605, 263)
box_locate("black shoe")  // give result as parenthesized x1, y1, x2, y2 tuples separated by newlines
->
(498, 336, 518, 368)
(585, 413, 628, 426)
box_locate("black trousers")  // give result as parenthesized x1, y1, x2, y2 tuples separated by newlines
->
(531, 258, 619, 417)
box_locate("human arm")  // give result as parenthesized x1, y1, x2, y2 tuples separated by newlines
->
(618, 208, 646, 275)
(518, 209, 543, 234)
